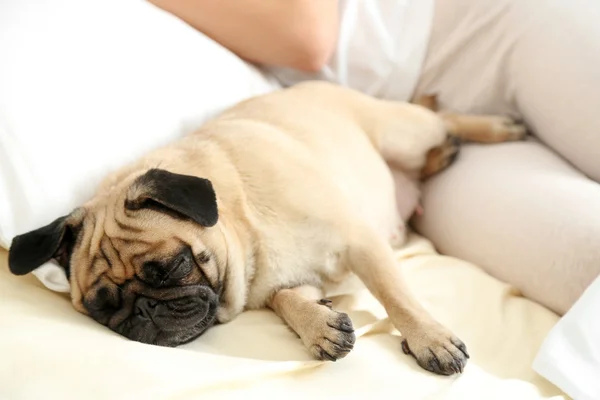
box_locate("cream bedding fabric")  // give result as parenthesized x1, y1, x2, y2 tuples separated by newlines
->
(0, 234, 568, 399)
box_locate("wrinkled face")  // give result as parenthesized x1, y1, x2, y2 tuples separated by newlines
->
(72, 216, 224, 346)
(9, 168, 226, 347)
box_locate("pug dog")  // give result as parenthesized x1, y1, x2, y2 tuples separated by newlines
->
(8, 82, 525, 375)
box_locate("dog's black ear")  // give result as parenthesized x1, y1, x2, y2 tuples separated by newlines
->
(8, 212, 82, 277)
(125, 168, 218, 227)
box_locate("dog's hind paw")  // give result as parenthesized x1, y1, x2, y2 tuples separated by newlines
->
(492, 116, 527, 141)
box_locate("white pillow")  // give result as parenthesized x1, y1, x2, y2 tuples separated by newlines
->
(0, 0, 280, 290)
(532, 275, 600, 400)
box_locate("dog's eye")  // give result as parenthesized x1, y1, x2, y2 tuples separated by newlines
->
(142, 261, 169, 286)
(168, 258, 189, 280)
(141, 250, 195, 287)
(170, 250, 194, 279)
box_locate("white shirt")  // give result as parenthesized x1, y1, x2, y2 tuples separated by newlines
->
(264, 0, 435, 101)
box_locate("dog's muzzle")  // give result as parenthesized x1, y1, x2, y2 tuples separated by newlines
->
(109, 284, 219, 347)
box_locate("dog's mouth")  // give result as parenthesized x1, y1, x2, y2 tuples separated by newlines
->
(152, 303, 219, 347)
(106, 285, 219, 347)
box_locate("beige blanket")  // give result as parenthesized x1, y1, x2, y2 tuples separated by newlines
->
(0, 234, 568, 399)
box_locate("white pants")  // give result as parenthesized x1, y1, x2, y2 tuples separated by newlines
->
(411, 0, 600, 314)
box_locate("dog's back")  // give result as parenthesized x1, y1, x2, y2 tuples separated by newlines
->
(197, 81, 404, 240)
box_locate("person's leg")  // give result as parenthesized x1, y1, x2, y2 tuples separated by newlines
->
(408, 0, 600, 313)
(415, 0, 600, 181)
(509, 0, 600, 181)
(411, 140, 600, 315)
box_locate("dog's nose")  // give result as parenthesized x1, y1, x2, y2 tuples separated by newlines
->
(134, 297, 159, 319)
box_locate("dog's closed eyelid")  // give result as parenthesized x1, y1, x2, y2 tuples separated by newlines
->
(141, 261, 168, 285)
(142, 260, 163, 271)
(139, 254, 196, 287)
(168, 256, 193, 280)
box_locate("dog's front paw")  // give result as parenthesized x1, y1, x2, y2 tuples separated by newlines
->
(401, 325, 469, 375)
(304, 300, 355, 361)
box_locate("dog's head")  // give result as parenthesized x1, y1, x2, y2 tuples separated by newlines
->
(8, 168, 226, 347)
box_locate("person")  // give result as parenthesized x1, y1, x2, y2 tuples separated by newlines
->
(148, 0, 600, 316)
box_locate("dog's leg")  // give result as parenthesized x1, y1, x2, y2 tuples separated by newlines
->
(366, 98, 526, 178)
(343, 229, 468, 375)
(267, 285, 356, 361)
(417, 112, 526, 179)
(440, 112, 527, 143)
(413, 94, 527, 144)
(370, 103, 450, 173)
(368, 103, 462, 179)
